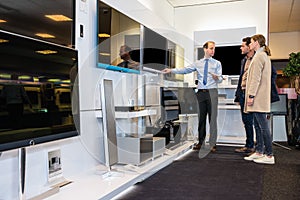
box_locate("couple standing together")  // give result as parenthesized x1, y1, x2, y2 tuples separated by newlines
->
(162, 34, 276, 164)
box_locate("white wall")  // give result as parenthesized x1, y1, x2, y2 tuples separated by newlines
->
(270, 31, 300, 59)
(173, 0, 268, 84)
(137, 0, 175, 28)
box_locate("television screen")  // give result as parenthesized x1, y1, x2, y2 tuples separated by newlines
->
(59, 92, 71, 104)
(177, 88, 199, 114)
(143, 27, 168, 71)
(197, 45, 243, 75)
(25, 90, 40, 105)
(0, 30, 79, 152)
(271, 94, 287, 115)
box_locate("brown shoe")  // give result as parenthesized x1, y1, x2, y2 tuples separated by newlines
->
(193, 143, 201, 150)
(235, 147, 248, 153)
(235, 147, 255, 153)
(210, 146, 217, 153)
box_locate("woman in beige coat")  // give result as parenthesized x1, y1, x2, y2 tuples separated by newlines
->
(244, 34, 275, 164)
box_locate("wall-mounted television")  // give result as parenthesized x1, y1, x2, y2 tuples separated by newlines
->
(97, 2, 179, 75)
(143, 26, 168, 71)
(271, 94, 288, 115)
(59, 91, 72, 105)
(0, 30, 79, 152)
(197, 45, 243, 75)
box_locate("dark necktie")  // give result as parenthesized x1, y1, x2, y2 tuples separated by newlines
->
(124, 61, 129, 68)
(203, 59, 208, 85)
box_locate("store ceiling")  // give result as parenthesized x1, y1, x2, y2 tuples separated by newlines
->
(167, 0, 300, 33)
(0, 0, 299, 47)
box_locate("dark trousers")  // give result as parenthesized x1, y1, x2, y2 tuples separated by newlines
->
(196, 89, 218, 146)
(238, 91, 254, 148)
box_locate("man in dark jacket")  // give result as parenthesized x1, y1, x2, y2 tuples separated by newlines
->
(271, 65, 280, 103)
(234, 37, 255, 153)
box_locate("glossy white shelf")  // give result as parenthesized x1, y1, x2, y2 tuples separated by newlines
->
(218, 104, 240, 110)
(218, 98, 235, 104)
(218, 85, 238, 89)
(95, 109, 157, 119)
(44, 142, 194, 200)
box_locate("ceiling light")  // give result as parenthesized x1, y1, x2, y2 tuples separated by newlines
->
(99, 52, 111, 56)
(98, 33, 110, 38)
(35, 33, 55, 38)
(0, 39, 9, 43)
(0, 19, 7, 23)
(45, 15, 72, 22)
(35, 50, 58, 55)
(0, 74, 11, 79)
(19, 75, 32, 80)
(61, 80, 71, 83)
(47, 79, 61, 82)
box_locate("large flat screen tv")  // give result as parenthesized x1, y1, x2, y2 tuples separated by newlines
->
(271, 94, 288, 115)
(197, 45, 243, 75)
(143, 26, 168, 71)
(0, 30, 79, 152)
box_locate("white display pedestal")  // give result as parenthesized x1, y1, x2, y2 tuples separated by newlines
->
(117, 136, 165, 165)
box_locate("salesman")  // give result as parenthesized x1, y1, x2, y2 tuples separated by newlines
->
(162, 41, 223, 152)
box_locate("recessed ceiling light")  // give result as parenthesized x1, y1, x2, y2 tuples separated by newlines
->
(0, 74, 11, 79)
(0, 39, 9, 43)
(35, 50, 58, 55)
(99, 52, 111, 56)
(45, 15, 72, 22)
(47, 79, 61, 82)
(18, 75, 32, 80)
(98, 33, 110, 38)
(61, 80, 71, 83)
(0, 19, 7, 23)
(35, 33, 55, 38)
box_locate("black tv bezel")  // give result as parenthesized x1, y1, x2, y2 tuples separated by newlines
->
(0, 130, 78, 152)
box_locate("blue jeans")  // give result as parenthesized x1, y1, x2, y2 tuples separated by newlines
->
(238, 91, 254, 148)
(253, 112, 273, 156)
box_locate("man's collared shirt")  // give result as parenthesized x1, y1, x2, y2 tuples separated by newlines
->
(171, 57, 222, 89)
